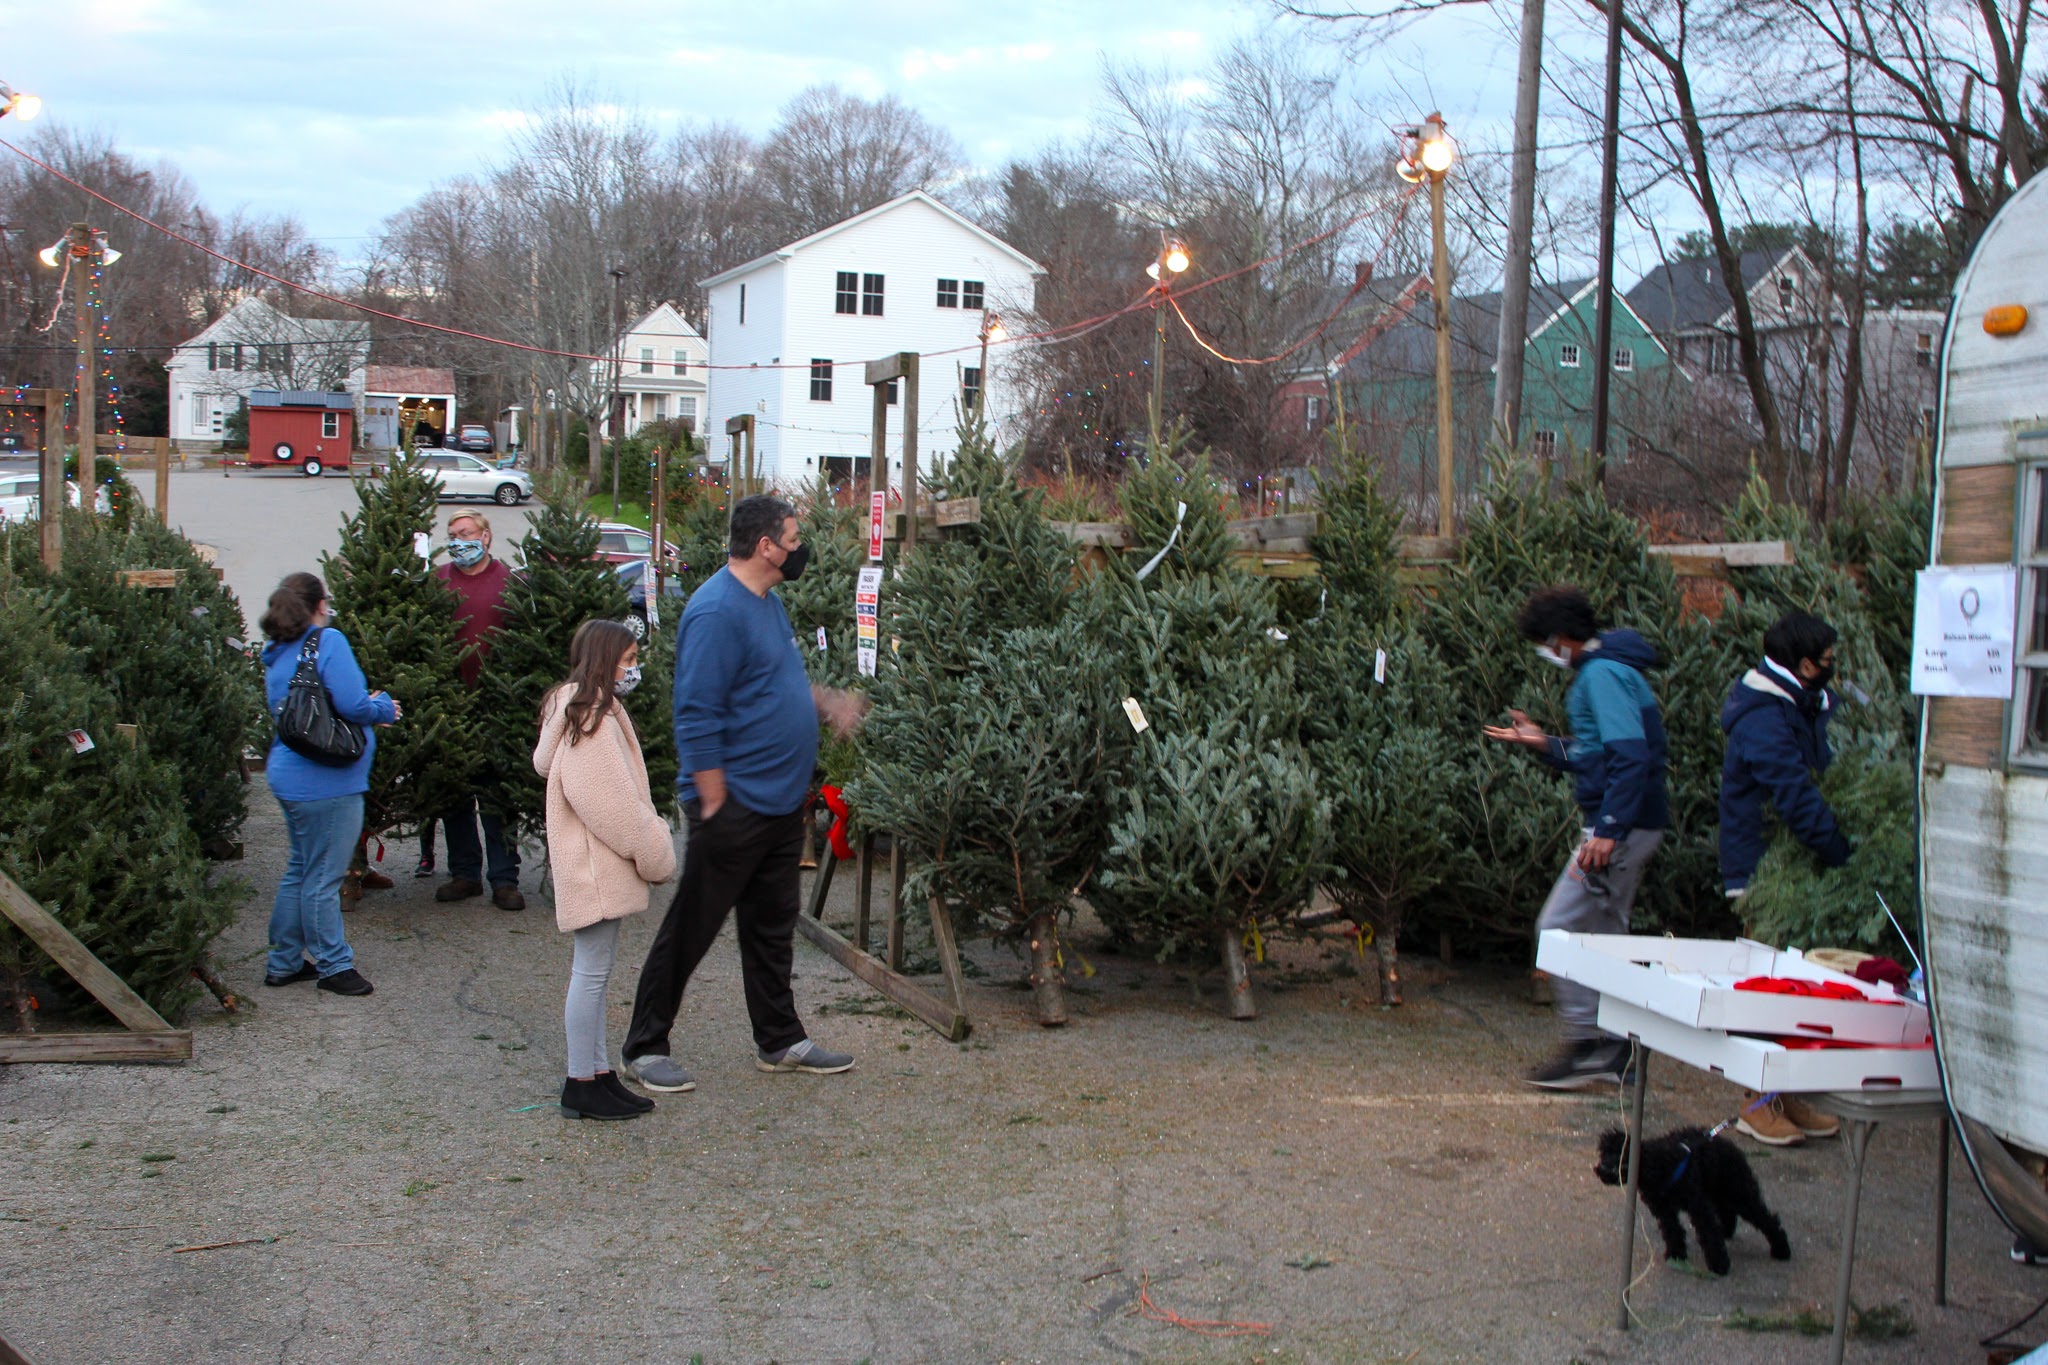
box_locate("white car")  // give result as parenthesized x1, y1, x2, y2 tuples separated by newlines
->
(419, 451, 532, 506)
(0, 473, 73, 523)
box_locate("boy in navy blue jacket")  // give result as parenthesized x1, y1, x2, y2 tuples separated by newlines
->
(1719, 611, 1850, 896)
(1485, 587, 1668, 1089)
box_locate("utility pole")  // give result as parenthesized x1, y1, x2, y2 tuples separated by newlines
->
(1145, 238, 1191, 448)
(1492, 0, 1547, 445)
(1589, 0, 1625, 483)
(608, 265, 628, 515)
(69, 223, 95, 481)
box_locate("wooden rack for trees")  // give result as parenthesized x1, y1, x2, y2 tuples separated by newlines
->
(0, 870, 192, 1064)
(797, 826, 970, 1042)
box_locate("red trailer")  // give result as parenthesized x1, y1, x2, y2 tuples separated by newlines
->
(246, 390, 354, 477)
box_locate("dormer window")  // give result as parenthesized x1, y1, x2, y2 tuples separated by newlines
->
(1777, 274, 1798, 308)
(1559, 343, 1582, 369)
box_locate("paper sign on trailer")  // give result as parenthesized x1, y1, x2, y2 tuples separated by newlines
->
(1910, 565, 2017, 697)
(868, 491, 887, 561)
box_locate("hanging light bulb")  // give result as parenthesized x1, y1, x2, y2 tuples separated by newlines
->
(1164, 240, 1191, 274)
(100, 244, 121, 265)
(1396, 156, 1423, 185)
(1417, 114, 1455, 174)
(0, 83, 40, 122)
(37, 238, 64, 269)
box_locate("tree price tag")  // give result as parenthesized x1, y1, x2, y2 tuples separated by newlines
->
(855, 566, 883, 676)
(412, 531, 433, 565)
(1121, 697, 1150, 734)
(66, 729, 95, 754)
(1374, 648, 1387, 685)
(816, 626, 828, 652)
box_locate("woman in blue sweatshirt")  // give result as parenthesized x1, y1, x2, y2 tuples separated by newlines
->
(258, 573, 401, 996)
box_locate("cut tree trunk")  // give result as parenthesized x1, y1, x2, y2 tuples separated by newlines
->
(1374, 934, 1403, 1008)
(1025, 912, 1068, 1027)
(1221, 928, 1257, 1020)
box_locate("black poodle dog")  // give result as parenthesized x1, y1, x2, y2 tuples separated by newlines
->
(1596, 1126, 1793, 1275)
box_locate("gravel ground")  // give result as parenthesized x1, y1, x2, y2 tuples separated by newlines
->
(2, 782, 2042, 1364)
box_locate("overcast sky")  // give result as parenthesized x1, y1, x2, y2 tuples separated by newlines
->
(4, 0, 1662, 274)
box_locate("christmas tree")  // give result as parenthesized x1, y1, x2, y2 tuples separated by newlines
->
(34, 514, 265, 856)
(1091, 443, 1331, 1016)
(322, 452, 480, 836)
(0, 569, 239, 1022)
(477, 479, 635, 840)
(848, 423, 1117, 1024)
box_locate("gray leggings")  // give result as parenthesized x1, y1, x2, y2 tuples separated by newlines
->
(564, 918, 622, 1079)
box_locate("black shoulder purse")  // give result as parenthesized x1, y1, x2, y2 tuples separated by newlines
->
(274, 628, 369, 768)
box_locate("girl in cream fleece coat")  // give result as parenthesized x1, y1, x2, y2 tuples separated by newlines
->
(534, 620, 678, 1120)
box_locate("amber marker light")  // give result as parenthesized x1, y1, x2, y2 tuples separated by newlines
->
(1984, 305, 2029, 336)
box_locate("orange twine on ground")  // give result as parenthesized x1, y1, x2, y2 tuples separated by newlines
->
(1133, 1273, 1273, 1338)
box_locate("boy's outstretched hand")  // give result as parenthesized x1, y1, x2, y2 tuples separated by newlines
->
(1481, 708, 1547, 750)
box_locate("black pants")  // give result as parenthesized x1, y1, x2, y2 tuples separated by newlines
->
(623, 799, 806, 1060)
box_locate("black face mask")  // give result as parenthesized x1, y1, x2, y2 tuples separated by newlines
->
(774, 542, 810, 583)
(1808, 661, 1836, 691)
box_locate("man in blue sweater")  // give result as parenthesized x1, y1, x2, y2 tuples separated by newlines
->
(1720, 610, 1850, 896)
(1484, 586, 1668, 1089)
(623, 495, 867, 1092)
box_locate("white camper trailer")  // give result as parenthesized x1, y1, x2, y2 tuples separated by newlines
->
(1920, 166, 2048, 1250)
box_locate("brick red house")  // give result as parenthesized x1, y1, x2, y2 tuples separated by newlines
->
(247, 390, 354, 476)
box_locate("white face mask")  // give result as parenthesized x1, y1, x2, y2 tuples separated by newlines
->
(1535, 644, 1572, 670)
(614, 664, 643, 696)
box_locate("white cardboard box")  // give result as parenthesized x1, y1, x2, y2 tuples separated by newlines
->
(1537, 931, 1930, 1046)
(1596, 997, 1942, 1094)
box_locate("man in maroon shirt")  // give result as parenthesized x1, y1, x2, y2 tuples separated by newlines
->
(432, 510, 524, 910)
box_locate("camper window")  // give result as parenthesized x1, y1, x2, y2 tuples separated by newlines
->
(2018, 465, 2048, 759)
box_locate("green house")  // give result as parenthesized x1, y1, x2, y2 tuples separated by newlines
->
(1334, 276, 1679, 505)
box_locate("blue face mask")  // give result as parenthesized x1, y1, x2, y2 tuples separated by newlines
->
(448, 538, 487, 569)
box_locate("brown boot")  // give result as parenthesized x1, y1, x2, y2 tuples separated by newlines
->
(360, 869, 394, 891)
(1735, 1091, 1807, 1146)
(339, 871, 363, 909)
(1778, 1094, 1841, 1139)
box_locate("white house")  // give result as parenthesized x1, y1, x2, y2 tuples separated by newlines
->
(165, 298, 369, 451)
(700, 190, 1042, 491)
(594, 302, 710, 438)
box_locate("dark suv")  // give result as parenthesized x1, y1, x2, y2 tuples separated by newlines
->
(454, 424, 494, 453)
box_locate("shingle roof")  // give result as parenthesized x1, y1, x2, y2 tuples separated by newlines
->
(1624, 248, 1791, 334)
(1335, 276, 1597, 381)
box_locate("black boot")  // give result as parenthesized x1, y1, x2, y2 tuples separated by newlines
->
(560, 1076, 643, 1121)
(596, 1071, 654, 1113)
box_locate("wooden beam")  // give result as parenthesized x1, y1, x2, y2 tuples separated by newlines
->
(1645, 539, 1793, 567)
(0, 1031, 192, 1064)
(793, 914, 970, 1042)
(1055, 521, 1132, 549)
(1397, 534, 1458, 562)
(863, 352, 915, 386)
(0, 870, 177, 1036)
(935, 496, 981, 528)
(1226, 513, 1318, 547)
(116, 569, 182, 589)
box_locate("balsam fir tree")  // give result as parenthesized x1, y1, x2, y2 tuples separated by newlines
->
(477, 479, 636, 840)
(322, 452, 480, 836)
(1091, 441, 1331, 1017)
(0, 573, 239, 1022)
(849, 422, 1118, 1024)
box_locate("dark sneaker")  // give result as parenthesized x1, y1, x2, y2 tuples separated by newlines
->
(624, 1055, 697, 1093)
(560, 1076, 643, 1121)
(263, 961, 317, 987)
(1525, 1039, 1623, 1090)
(756, 1039, 855, 1074)
(412, 857, 435, 879)
(2014, 1237, 2046, 1267)
(435, 878, 484, 903)
(316, 968, 375, 997)
(491, 883, 526, 912)
(597, 1071, 655, 1112)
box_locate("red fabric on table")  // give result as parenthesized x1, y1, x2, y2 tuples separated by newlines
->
(1733, 975, 1875, 1001)
(1852, 956, 1912, 992)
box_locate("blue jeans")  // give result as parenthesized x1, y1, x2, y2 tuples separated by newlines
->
(442, 799, 519, 887)
(269, 793, 364, 978)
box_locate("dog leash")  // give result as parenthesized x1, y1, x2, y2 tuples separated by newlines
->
(1661, 1091, 1779, 1191)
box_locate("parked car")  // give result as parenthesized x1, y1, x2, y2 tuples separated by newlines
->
(612, 557, 686, 640)
(454, 423, 495, 454)
(418, 450, 532, 505)
(0, 472, 41, 523)
(591, 522, 680, 566)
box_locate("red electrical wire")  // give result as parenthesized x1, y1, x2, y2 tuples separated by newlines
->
(1164, 182, 1422, 368)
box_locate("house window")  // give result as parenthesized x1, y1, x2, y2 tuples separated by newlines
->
(961, 280, 985, 311)
(639, 347, 654, 375)
(1916, 333, 1935, 369)
(835, 271, 859, 315)
(1304, 395, 1324, 429)
(936, 278, 959, 308)
(192, 395, 211, 433)
(962, 366, 982, 410)
(2015, 465, 2048, 760)
(321, 412, 339, 439)
(738, 284, 747, 325)
(1533, 430, 1558, 460)
(809, 359, 833, 403)
(1613, 346, 1634, 373)
(672, 349, 688, 376)
(653, 396, 668, 422)
(862, 273, 885, 316)
(677, 396, 697, 423)
(1777, 274, 1799, 310)
(1558, 344, 1581, 369)
(206, 343, 218, 371)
